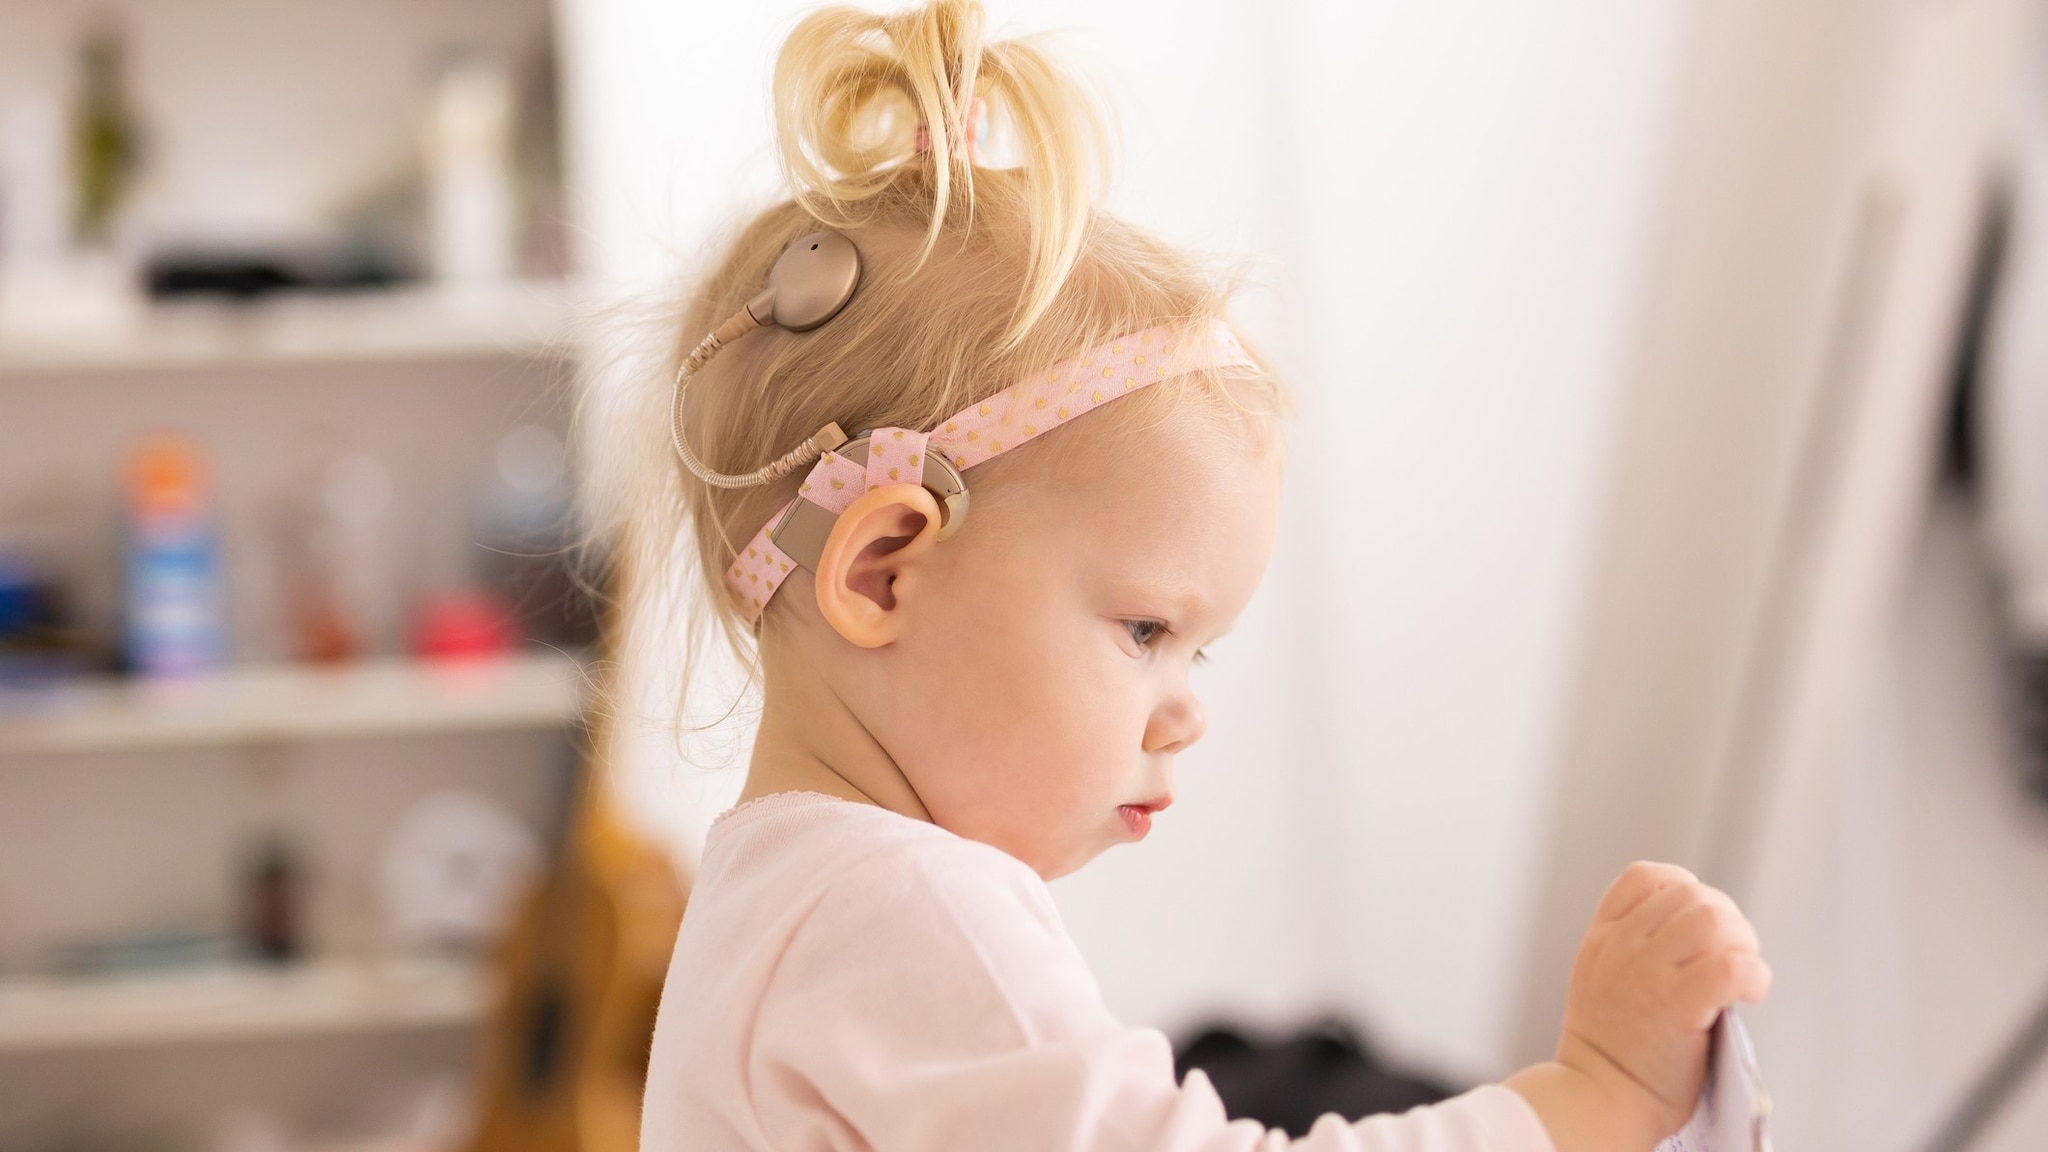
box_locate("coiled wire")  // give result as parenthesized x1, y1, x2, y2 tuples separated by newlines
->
(669, 308, 846, 490)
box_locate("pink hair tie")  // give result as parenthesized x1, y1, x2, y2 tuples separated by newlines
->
(913, 96, 986, 164)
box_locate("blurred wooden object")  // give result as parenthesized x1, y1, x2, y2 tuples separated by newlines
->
(468, 562, 685, 1152)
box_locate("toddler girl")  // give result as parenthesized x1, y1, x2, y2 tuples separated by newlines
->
(623, 2, 1770, 1148)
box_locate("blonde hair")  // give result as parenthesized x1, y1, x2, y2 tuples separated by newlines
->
(592, 0, 1287, 702)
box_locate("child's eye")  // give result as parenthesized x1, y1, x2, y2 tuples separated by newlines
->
(1123, 619, 1168, 648)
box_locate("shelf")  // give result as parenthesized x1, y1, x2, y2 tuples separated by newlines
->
(0, 957, 490, 1053)
(0, 280, 578, 377)
(0, 651, 586, 754)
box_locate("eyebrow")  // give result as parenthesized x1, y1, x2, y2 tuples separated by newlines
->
(1123, 580, 1209, 620)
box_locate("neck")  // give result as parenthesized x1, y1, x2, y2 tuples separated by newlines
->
(737, 628, 932, 823)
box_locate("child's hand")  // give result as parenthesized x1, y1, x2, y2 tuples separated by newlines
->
(1507, 861, 1771, 1152)
(1561, 862, 1771, 1131)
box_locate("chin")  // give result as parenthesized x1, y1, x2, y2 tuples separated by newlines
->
(1032, 840, 1113, 882)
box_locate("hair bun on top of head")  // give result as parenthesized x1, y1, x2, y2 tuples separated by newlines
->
(772, 0, 1110, 341)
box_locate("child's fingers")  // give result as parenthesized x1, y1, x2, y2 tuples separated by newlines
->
(1674, 950, 1774, 1022)
(1735, 953, 1773, 1002)
(1649, 887, 1760, 963)
(1593, 860, 1697, 923)
(1618, 874, 1708, 940)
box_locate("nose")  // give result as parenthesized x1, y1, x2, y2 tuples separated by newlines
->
(1143, 688, 1207, 755)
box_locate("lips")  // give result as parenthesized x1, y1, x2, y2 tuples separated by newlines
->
(1118, 796, 1172, 839)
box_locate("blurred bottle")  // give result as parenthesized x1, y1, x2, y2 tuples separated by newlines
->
(70, 15, 142, 248)
(276, 437, 396, 663)
(423, 53, 515, 287)
(244, 835, 303, 964)
(124, 434, 227, 678)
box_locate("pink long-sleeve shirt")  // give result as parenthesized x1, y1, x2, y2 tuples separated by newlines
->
(641, 790, 1555, 1152)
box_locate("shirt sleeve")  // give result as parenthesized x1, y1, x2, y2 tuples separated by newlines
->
(744, 834, 1555, 1152)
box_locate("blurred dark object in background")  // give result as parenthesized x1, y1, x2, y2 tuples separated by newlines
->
(0, 556, 89, 693)
(1174, 1019, 1456, 1137)
(1937, 176, 2048, 808)
(1934, 176, 2048, 810)
(2015, 655, 2048, 804)
(144, 251, 405, 300)
(244, 836, 305, 964)
(1938, 181, 2007, 492)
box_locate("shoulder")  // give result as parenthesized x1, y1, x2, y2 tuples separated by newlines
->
(753, 802, 1109, 1045)
(718, 792, 1059, 935)
(804, 806, 1078, 983)
(820, 807, 1061, 931)
(698, 792, 1060, 955)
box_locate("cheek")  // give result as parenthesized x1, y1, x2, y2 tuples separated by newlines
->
(909, 582, 1093, 750)
(892, 571, 1136, 824)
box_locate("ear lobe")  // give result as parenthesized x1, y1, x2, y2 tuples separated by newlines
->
(814, 483, 943, 648)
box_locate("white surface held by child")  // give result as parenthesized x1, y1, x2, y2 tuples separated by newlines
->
(1655, 1012, 1772, 1152)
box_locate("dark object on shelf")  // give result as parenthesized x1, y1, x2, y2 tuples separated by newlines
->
(144, 253, 406, 300)
(0, 558, 89, 692)
(1174, 1019, 1457, 1138)
(146, 258, 296, 299)
(244, 837, 303, 964)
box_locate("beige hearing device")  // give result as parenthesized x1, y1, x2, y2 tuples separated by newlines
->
(669, 229, 971, 566)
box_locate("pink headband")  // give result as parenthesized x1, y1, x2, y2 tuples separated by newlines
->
(724, 318, 1254, 623)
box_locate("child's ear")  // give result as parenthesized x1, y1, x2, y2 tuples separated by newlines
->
(813, 483, 943, 648)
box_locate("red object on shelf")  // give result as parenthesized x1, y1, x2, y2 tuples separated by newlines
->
(411, 591, 513, 661)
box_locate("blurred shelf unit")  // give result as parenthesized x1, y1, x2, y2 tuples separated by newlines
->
(0, 957, 487, 1053)
(0, 651, 586, 755)
(0, 279, 580, 378)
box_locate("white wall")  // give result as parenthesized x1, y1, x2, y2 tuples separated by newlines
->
(1255, 2, 1685, 1075)
(559, 0, 1685, 1079)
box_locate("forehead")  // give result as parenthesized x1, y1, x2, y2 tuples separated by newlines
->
(984, 411, 1282, 609)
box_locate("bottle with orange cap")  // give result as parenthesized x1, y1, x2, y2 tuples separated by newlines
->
(124, 433, 226, 678)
